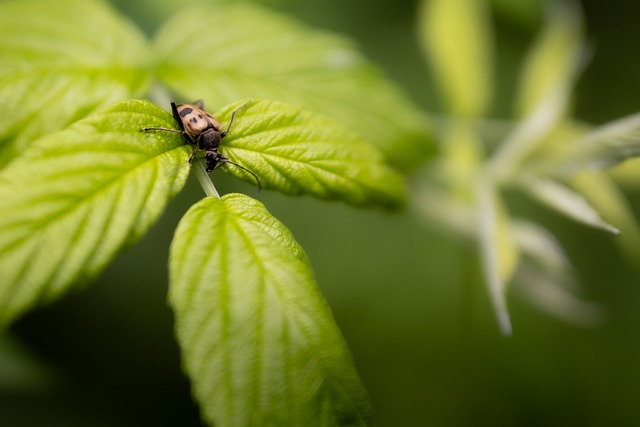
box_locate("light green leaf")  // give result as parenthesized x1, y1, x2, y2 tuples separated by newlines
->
(511, 220, 571, 276)
(418, 0, 494, 117)
(515, 2, 584, 117)
(476, 177, 519, 335)
(570, 171, 640, 261)
(489, 83, 571, 182)
(0, 100, 190, 326)
(152, 3, 432, 170)
(169, 194, 373, 427)
(490, 3, 585, 181)
(0, 0, 150, 166)
(531, 113, 640, 177)
(526, 178, 620, 235)
(439, 123, 485, 203)
(512, 220, 603, 326)
(210, 99, 406, 208)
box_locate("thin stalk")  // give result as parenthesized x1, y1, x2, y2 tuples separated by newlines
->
(193, 159, 221, 199)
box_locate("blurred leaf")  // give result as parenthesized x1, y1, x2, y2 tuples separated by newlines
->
(570, 171, 640, 262)
(0, 333, 54, 392)
(439, 123, 485, 202)
(490, 82, 571, 181)
(511, 220, 572, 278)
(210, 99, 405, 208)
(610, 157, 640, 186)
(152, 3, 432, 170)
(0, 100, 190, 327)
(418, 0, 494, 117)
(490, 0, 543, 27)
(0, 0, 150, 167)
(515, 1, 584, 117)
(531, 113, 640, 177)
(526, 178, 620, 234)
(476, 177, 519, 334)
(512, 220, 603, 326)
(169, 194, 373, 427)
(514, 264, 603, 326)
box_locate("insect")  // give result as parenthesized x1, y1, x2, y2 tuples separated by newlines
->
(142, 100, 261, 190)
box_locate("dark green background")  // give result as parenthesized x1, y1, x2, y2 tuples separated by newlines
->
(3, 0, 640, 425)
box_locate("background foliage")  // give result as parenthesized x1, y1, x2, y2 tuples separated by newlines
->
(2, 0, 640, 426)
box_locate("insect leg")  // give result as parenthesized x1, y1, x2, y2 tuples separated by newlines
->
(188, 144, 199, 163)
(141, 127, 184, 134)
(169, 101, 185, 131)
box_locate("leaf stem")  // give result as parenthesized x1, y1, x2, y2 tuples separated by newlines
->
(193, 159, 221, 199)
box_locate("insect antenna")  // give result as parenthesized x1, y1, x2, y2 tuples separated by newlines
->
(221, 159, 262, 192)
(220, 102, 249, 138)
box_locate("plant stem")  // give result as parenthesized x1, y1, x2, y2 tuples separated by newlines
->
(193, 159, 221, 199)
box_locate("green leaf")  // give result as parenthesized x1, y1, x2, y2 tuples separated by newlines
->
(570, 171, 640, 261)
(152, 3, 432, 171)
(476, 177, 519, 335)
(169, 194, 373, 427)
(525, 178, 620, 235)
(490, 4, 585, 181)
(0, 100, 190, 326)
(511, 220, 571, 276)
(515, 2, 584, 117)
(418, 0, 494, 117)
(0, 333, 53, 392)
(0, 0, 150, 166)
(531, 113, 640, 177)
(210, 99, 406, 209)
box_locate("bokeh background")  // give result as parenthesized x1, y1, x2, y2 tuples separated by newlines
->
(3, 0, 640, 425)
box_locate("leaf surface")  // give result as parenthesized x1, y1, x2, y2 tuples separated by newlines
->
(0, 100, 190, 326)
(531, 113, 640, 177)
(210, 99, 406, 208)
(515, 2, 584, 117)
(0, 0, 150, 166)
(418, 0, 494, 117)
(169, 194, 373, 426)
(153, 3, 432, 170)
(526, 178, 620, 234)
(476, 177, 519, 334)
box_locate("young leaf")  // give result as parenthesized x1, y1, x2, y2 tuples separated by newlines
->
(476, 177, 519, 335)
(490, 4, 585, 181)
(512, 220, 603, 326)
(525, 178, 620, 235)
(211, 99, 406, 209)
(531, 113, 640, 177)
(515, 2, 584, 117)
(152, 3, 432, 170)
(0, 0, 150, 166)
(169, 194, 373, 427)
(418, 0, 494, 117)
(570, 171, 640, 261)
(0, 100, 190, 327)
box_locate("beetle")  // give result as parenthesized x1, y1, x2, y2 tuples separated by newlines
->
(142, 100, 261, 190)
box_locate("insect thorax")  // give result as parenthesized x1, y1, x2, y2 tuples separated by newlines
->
(198, 128, 222, 151)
